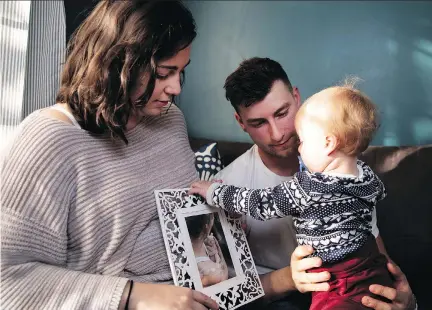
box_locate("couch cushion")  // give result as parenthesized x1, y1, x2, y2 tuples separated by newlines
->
(194, 142, 224, 181)
(190, 138, 252, 167)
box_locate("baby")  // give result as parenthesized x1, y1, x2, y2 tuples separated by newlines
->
(186, 213, 228, 287)
(189, 84, 393, 309)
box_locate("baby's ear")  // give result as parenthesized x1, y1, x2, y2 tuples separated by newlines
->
(325, 134, 339, 155)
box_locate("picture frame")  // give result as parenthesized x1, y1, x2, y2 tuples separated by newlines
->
(155, 188, 264, 310)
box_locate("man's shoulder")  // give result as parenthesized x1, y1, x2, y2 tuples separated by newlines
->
(215, 145, 256, 181)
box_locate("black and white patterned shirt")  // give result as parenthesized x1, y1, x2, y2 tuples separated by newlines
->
(209, 160, 386, 263)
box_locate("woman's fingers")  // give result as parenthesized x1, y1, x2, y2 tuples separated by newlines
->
(192, 290, 219, 309)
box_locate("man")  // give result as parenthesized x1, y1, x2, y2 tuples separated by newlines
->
(215, 57, 417, 310)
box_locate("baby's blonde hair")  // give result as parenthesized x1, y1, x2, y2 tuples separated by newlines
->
(296, 78, 379, 156)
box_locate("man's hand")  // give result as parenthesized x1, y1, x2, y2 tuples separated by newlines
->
(188, 180, 215, 198)
(291, 245, 330, 293)
(362, 262, 416, 310)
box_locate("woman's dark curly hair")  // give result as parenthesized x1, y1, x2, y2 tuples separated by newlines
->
(56, 0, 196, 143)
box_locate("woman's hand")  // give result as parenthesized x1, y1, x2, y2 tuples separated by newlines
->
(127, 282, 219, 310)
(290, 245, 330, 293)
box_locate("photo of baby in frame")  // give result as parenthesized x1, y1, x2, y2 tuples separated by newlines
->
(185, 212, 236, 287)
(155, 189, 264, 310)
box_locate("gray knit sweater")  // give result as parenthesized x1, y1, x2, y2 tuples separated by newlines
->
(1, 105, 198, 309)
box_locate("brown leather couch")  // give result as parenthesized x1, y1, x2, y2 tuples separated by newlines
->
(190, 137, 432, 309)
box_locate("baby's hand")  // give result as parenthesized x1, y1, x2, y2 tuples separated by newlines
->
(188, 180, 215, 198)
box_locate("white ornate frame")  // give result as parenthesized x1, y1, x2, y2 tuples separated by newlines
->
(155, 188, 264, 310)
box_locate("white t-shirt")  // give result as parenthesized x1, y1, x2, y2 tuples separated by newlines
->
(215, 144, 379, 274)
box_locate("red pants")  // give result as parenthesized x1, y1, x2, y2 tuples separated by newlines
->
(308, 236, 393, 310)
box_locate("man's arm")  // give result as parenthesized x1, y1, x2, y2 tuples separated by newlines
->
(375, 234, 390, 259)
(259, 266, 296, 298)
(259, 242, 417, 309)
(369, 219, 416, 309)
(285, 245, 417, 310)
(362, 262, 417, 310)
(371, 208, 390, 259)
(260, 246, 331, 299)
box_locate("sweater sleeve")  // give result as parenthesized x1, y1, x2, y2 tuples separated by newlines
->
(1, 127, 128, 309)
(209, 173, 310, 220)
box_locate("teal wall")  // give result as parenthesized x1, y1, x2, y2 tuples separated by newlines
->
(179, 1, 432, 146)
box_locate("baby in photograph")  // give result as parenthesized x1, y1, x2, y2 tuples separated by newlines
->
(186, 213, 229, 287)
(189, 83, 393, 309)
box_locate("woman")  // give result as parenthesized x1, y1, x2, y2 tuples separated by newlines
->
(186, 214, 229, 287)
(1, 1, 218, 309)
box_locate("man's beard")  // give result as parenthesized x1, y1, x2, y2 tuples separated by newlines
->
(260, 134, 299, 159)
